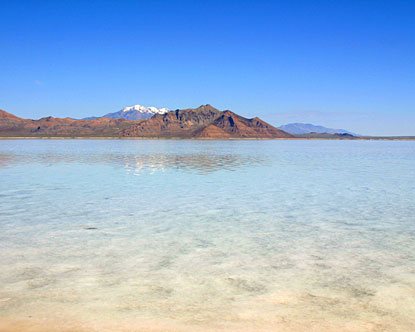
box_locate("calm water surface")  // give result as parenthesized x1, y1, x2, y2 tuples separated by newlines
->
(0, 139, 414, 332)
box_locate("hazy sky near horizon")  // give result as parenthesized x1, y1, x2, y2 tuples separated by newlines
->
(1, 0, 414, 135)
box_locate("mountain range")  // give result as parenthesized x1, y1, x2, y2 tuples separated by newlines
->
(278, 123, 356, 135)
(81, 105, 357, 136)
(0, 105, 293, 139)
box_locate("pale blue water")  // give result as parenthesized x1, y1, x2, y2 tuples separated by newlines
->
(0, 139, 414, 332)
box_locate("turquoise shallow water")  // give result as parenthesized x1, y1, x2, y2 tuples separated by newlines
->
(0, 139, 414, 332)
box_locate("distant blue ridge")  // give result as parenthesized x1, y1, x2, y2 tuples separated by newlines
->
(278, 123, 358, 136)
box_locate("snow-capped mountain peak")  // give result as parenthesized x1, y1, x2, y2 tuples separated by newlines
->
(83, 104, 170, 120)
(120, 105, 169, 115)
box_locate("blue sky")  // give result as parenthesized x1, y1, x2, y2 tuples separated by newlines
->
(0, 0, 414, 135)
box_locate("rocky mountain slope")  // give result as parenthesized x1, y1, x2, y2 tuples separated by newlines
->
(0, 110, 136, 137)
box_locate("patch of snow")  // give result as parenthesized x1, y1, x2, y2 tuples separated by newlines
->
(121, 105, 169, 114)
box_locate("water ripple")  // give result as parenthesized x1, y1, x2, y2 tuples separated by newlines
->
(0, 153, 267, 174)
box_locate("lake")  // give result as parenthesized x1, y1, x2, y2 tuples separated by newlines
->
(0, 139, 414, 332)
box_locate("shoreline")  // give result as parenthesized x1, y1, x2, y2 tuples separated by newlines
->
(1, 136, 415, 141)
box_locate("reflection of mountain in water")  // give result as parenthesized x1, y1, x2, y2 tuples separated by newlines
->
(123, 154, 267, 175)
(0, 153, 266, 174)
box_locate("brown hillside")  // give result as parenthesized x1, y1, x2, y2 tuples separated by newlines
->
(204, 111, 292, 138)
(0, 111, 139, 137)
(0, 110, 25, 120)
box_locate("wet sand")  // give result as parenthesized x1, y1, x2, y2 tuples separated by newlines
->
(1, 285, 414, 332)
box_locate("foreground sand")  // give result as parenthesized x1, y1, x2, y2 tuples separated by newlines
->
(1, 317, 413, 332)
(1, 288, 414, 332)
